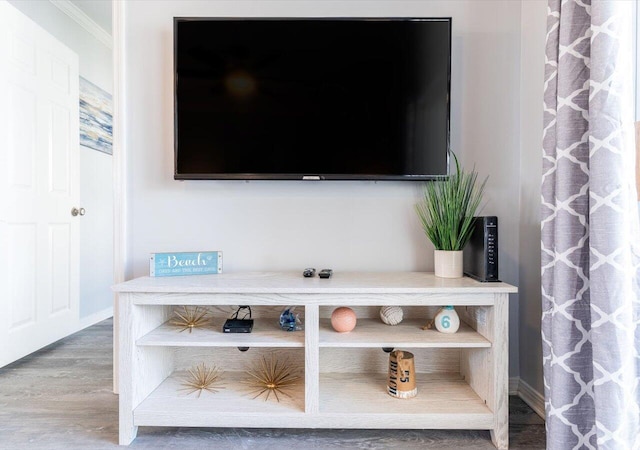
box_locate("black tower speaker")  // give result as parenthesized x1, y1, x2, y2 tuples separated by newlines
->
(463, 216, 499, 282)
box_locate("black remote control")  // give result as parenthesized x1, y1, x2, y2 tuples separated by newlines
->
(303, 268, 316, 277)
(318, 269, 333, 279)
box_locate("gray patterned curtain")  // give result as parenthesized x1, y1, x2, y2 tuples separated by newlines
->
(541, 0, 640, 448)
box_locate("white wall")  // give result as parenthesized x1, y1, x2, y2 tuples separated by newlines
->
(124, 0, 523, 377)
(518, 1, 546, 398)
(8, 0, 114, 320)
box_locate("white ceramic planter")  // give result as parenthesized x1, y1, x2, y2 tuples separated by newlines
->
(434, 250, 463, 278)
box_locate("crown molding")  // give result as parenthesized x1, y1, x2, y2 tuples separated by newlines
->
(50, 0, 112, 49)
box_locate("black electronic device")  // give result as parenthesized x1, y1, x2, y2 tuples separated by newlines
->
(318, 269, 333, 279)
(303, 268, 316, 277)
(463, 216, 499, 282)
(223, 319, 254, 333)
(174, 18, 452, 180)
(223, 306, 254, 333)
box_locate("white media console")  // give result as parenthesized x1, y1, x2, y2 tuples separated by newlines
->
(113, 272, 517, 448)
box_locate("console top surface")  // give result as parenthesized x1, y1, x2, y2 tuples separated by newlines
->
(113, 271, 517, 295)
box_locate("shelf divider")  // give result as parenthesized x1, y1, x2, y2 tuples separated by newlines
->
(305, 304, 320, 414)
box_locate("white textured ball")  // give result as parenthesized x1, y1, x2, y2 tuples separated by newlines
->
(380, 306, 403, 326)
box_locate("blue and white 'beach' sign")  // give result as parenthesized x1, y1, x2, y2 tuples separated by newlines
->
(150, 251, 223, 277)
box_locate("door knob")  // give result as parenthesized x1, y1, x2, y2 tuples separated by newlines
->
(71, 207, 86, 216)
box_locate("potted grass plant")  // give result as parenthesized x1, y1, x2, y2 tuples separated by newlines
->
(415, 152, 487, 278)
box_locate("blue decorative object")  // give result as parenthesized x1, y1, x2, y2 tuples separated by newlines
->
(279, 306, 303, 332)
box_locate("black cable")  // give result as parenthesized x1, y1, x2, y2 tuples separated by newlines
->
(231, 305, 252, 320)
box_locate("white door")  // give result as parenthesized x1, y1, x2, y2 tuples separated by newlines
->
(0, 1, 80, 367)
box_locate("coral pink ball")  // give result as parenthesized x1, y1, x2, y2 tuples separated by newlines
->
(331, 307, 357, 333)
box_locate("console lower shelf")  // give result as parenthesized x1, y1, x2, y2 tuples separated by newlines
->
(134, 370, 305, 427)
(133, 370, 492, 430)
(320, 372, 487, 413)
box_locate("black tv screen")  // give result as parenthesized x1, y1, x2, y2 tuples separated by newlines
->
(174, 18, 451, 180)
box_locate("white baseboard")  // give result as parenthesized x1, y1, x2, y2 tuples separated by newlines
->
(77, 307, 113, 332)
(516, 377, 546, 420)
(509, 377, 519, 395)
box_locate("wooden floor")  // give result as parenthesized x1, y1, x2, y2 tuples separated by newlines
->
(0, 319, 546, 449)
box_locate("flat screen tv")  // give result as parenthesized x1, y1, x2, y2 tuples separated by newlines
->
(174, 18, 451, 180)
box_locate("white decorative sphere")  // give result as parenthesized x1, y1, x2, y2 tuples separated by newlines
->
(380, 306, 403, 326)
(434, 306, 460, 334)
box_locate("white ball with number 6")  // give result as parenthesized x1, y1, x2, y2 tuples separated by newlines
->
(434, 306, 460, 334)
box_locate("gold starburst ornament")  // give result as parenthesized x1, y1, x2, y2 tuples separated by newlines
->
(180, 363, 224, 397)
(243, 354, 300, 402)
(170, 306, 210, 333)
